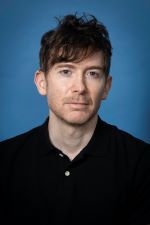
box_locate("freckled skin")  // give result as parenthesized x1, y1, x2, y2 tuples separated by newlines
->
(35, 52, 112, 126)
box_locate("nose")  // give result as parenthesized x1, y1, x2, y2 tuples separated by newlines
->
(71, 76, 87, 94)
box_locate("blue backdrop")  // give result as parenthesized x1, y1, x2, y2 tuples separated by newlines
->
(0, 0, 150, 143)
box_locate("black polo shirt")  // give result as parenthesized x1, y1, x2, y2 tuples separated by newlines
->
(0, 117, 150, 225)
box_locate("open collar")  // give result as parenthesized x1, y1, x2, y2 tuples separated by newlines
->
(38, 116, 113, 158)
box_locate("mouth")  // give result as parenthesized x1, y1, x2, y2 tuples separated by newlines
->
(65, 102, 90, 110)
(66, 102, 90, 107)
(68, 102, 89, 105)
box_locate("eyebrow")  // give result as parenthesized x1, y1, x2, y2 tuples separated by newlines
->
(54, 63, 104, 71)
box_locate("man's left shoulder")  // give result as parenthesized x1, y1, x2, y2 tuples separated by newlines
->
(101, 119, 150, 153)
(110, 122, 150, 153)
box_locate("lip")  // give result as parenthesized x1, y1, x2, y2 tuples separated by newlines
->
(69, 102, 88, 105)
(66, 102, 89, 105)
(66, 103, 89, 110)
(67, 103, 89, 108)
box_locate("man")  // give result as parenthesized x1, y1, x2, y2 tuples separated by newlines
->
(0, 14, 150, 225)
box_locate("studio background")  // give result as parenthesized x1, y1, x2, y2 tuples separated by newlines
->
(0, 0, 150, 143)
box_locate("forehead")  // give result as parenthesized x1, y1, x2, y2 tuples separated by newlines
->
(52, 51, 105, 70)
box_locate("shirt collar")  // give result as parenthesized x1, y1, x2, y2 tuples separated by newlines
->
(38, 116, 112, 157)
(38, 117, 54, 156)
(83, 116, 111, 157)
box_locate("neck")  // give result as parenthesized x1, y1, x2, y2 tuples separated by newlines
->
(48, 113, 98, 160)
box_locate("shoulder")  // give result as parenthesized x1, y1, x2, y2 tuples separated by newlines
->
(101, 119, 149, 147)
(1, 125, 40, 144)
(99, 118, 150, 158)
(0, 126, 36, 179)
(0, 118, 49, 183)
(0, 123, 44, 157)
(99, 120, 150, 184)
(112, 123, 149, 149)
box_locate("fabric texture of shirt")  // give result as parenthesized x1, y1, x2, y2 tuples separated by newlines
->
(0, 117, 150, 225)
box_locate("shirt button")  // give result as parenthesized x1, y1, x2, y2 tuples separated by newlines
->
(65, 171, 70, 176)
(59, 153, 64, 157)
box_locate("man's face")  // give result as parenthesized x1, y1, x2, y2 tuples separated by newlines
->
(35, 51, 112, 125)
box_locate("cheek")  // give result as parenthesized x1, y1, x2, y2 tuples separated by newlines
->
(90, 84, 105, 102)
(47, 87, 59, 103)
(46, 82, 66, 106)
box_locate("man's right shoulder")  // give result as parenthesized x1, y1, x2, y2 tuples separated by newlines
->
(0, 125, 42, 155)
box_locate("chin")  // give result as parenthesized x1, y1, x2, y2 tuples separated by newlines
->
(63, 113, 96, 126)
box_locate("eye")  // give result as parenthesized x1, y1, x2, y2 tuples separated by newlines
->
(59, 69, 72, 77)
(86, 71, 101, 79)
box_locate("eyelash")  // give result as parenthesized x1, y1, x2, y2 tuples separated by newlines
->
(59, 69, 72, 76)
(87, 71, 100, 78)
(58, 69, 101, 79)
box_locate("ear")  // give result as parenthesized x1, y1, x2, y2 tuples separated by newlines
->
(101, 75, 112, 100)
(34, 70, 47, 96)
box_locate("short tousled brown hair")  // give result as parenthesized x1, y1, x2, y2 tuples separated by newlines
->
(39, 14, 112, 75)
